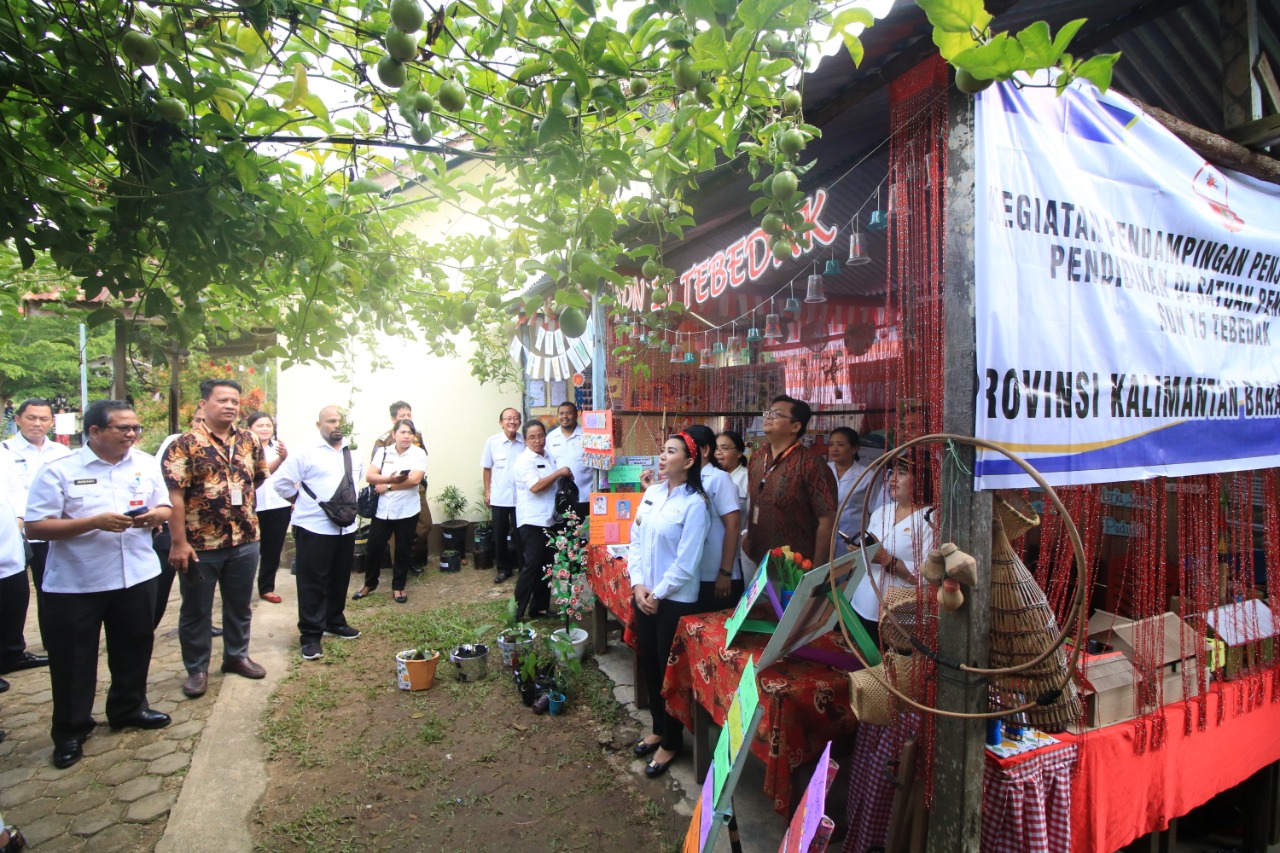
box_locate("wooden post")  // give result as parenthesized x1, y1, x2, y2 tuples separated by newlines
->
(168, 345, 181, 435)
(112, 319, 127, 401)
(924, 85, 993, 853)
(1220, 0, 1261, 131)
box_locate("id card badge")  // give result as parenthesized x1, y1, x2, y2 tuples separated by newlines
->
(230, 485, 244, 506)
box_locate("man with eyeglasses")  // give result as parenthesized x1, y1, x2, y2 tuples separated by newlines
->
(481, 408, 525, 584)
(1, 398, 70, 673)
(26, 400, 173, 769)
(744, 394, 838, 571)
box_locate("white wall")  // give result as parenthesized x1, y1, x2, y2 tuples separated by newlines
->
(276, 332, 519, 522)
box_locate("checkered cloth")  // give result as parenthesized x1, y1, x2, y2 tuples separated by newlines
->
(841, 713, 920, 853)
(981, 743, 1078, 853)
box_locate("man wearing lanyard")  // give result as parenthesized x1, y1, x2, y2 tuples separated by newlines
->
(26, 400, 173, 769)
(1, 398, 68, 672)
(744, 395, 838, 569)
(481, 408, 525, 584)
(546, 401, 593, 523)
(163, 380, 271, 699)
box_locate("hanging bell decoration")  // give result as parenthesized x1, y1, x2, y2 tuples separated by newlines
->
(699, 347, 714, 369)
(763, 312, 784, 339)
(784, 295, 802, 313)
(682, 350, 696, 364)
(660, 336, 672, 353)
(648, 331, 661, 349)
(669, 340, 685, 362)
(726, 333, 741, 351)
(636, 332, 648, 345)
(938, 577, 965, 612)
(804, 274, 827, 304)
(824, 258, 842, 275)
(847, 230, 870, 265)
(867, 209, 889, 232)
(746, 326, 762, 342)
(712, 339, 725, 355)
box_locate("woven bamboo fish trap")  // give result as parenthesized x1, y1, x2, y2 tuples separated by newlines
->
(848, 649, 920, 727)
(988, 495, 1081, 732)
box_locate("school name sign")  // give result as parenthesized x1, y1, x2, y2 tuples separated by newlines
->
(973, 81, 1280, 490)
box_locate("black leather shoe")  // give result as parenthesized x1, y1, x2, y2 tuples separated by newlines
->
(0, 729, 6, 743)
(633, 738, 660, 758)
(0, 676, 9, 693)
(644, 752, 678, 779)
(109, 709, 171, 731)
(493, 571, 511, 584)
(0, 652, 49, 673)
(52, 741, 82, 769)
(211, 626, 224, 638)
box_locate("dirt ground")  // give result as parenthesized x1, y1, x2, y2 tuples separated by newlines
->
(252, 559, 689, 853)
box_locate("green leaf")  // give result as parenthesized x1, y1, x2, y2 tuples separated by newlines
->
(572, 0, 596, 17)
(1074, 52, 1120, 93)
(551, 49, 590, 96)
(842, 32, 864, 67)
(952, 33, 1025, 79)
(512, 60, 552, 82)
(749, 196, 770, 216)
(347, 178, 382, 195)
(831, 7, 874, 30)
(1051, 19, 1087, 60)
(738, 0, 797, 32)
(933, 27, 980, 61)
(679, 0, 720, 24)
(916, 0, 989, 34)
(537, 105, 573, 145)
(582, 22, 608, 65)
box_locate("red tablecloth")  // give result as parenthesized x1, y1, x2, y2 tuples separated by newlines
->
(663, 610, 859, 814)
(588, 545, 636, 647)
(1070, 666, 1280, 853)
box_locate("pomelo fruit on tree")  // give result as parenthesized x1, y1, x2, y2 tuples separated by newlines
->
(559, 306, 588, 338)
(390, 0, 425, 33)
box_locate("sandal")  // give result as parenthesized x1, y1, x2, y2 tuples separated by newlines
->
(393, 592, 408, 604)
(1, 825, 27, 852)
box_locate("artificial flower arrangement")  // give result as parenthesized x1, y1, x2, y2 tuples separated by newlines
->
(768, 546, 814, 594)
(546, 509, 594, 634)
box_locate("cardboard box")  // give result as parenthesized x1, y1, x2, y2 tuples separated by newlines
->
(1203, 598, 1277, 680)
(1087, 610, 1203, 711)
(1077, 650, 1141, 727)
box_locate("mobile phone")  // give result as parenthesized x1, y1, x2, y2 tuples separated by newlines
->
(398, 469, 410, 475)
(837, 529, 878, 547)
(124, 506, 149, 518)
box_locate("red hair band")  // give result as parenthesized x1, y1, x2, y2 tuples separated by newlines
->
(673, 432, 697, 457)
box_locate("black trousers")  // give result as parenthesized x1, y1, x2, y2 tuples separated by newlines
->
(256, 506, 293, 595)
(363, 513, 418, 591)
(42, 577, 157, 745)
(633, 597, 702, 753)
(694, 577, 747, 613)
(572, 501, 590, 525)
(491, 505, 521, 575)
(28, 540, 49, 622)
(293, 528, 355, 645)
(151, 526, 175, 629)
(514, 523, 552, 619)
(0, 570, 30, 661)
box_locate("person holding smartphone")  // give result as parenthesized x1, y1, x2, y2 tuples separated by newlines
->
(352, 419, 426, 604)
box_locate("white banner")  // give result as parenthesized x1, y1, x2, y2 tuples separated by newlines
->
(974, 80, 1280, 490)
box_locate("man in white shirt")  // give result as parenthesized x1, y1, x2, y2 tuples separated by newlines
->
(545, 401, 593, 524)
(481, 408, 525, 584)
(273, 406, 363, 662)
(26, 400, 173, 770)
(1, 398, 68, 672)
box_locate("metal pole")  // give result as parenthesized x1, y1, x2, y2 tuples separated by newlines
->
(78, 324, 88, 412)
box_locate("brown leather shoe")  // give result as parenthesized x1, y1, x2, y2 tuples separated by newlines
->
(182, 670, 208, 698)
(220, 656, 267, 679)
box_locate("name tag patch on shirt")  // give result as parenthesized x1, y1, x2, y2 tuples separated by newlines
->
(74, 479, 97, 485)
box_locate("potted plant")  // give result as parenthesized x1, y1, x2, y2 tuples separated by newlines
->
(496, 599, 536, 667)
(439, 548, 462, 573)
(437, 484, 470, 555)
(472, 487, 494, 570)
(513, 634, 560, 707)
(545, 509, 593, 662)
(395, 646, 441, 691)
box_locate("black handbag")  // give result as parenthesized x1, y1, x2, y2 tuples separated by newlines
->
(301, 447, 359, 528)
(357, 448, 385, 518)
(554, 475, 579, 520)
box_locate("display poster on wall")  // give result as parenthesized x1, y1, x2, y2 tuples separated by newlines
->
(973, 80, 1280, 490)
(587, 492, 635, 546)
(581, 409, 614, 470)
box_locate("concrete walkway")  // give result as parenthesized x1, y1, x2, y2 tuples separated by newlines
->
(0, 585, 295, 852)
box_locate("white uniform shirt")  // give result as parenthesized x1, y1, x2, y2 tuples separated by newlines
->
(546, 425, 593, 503)
(481, 432, 525, 508)
(0, 454, 27, 580)
(850, 504, 935, 622)
(829, 460, 890, 558)
(627, 482, 711, 603)
(26, 446, 170, 593)
(272, 439, 364, 535)
(696, 465, 744, 583)
(726, 465, 749, 516)
(368, 444, 428, 521)
(513, 446, 560, 528)
(254, 441, 292, 512)
(4, 434, 72, 543)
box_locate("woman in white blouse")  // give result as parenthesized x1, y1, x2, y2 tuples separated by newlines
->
(246, 412, 290, 604)
(850, 452, 935, 649)
(629, 433, 711, 780)
(827, 426, 884, 560)
(352, 419, 427, 604)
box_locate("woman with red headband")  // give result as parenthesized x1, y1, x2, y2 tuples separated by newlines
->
(629, 432, 711, 779)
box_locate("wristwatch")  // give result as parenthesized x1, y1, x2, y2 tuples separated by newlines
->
(718, 568, 732, 578)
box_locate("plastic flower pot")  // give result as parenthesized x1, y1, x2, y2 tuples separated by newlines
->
(449, 643, 489, 682)
(496, 631, 534, 668)
(547, 691, 566, 716)
(395, 650, 440, 691)
(551, 627, 589, 662)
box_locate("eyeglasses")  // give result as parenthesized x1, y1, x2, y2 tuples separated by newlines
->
(762, 409, 793, 421)
(105, 425, 145, 434)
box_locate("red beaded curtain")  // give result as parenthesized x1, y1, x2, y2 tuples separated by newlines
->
(887, 55, 947, 806)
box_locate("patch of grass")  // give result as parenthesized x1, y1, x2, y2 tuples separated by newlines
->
(566, 660, 626, 727)
(263, 672, 342, 766)
(642, 799, 665, 820)
(416, 712, 446, 745)
(262, 801, 358, 852)
(375, 600, 506, 651)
